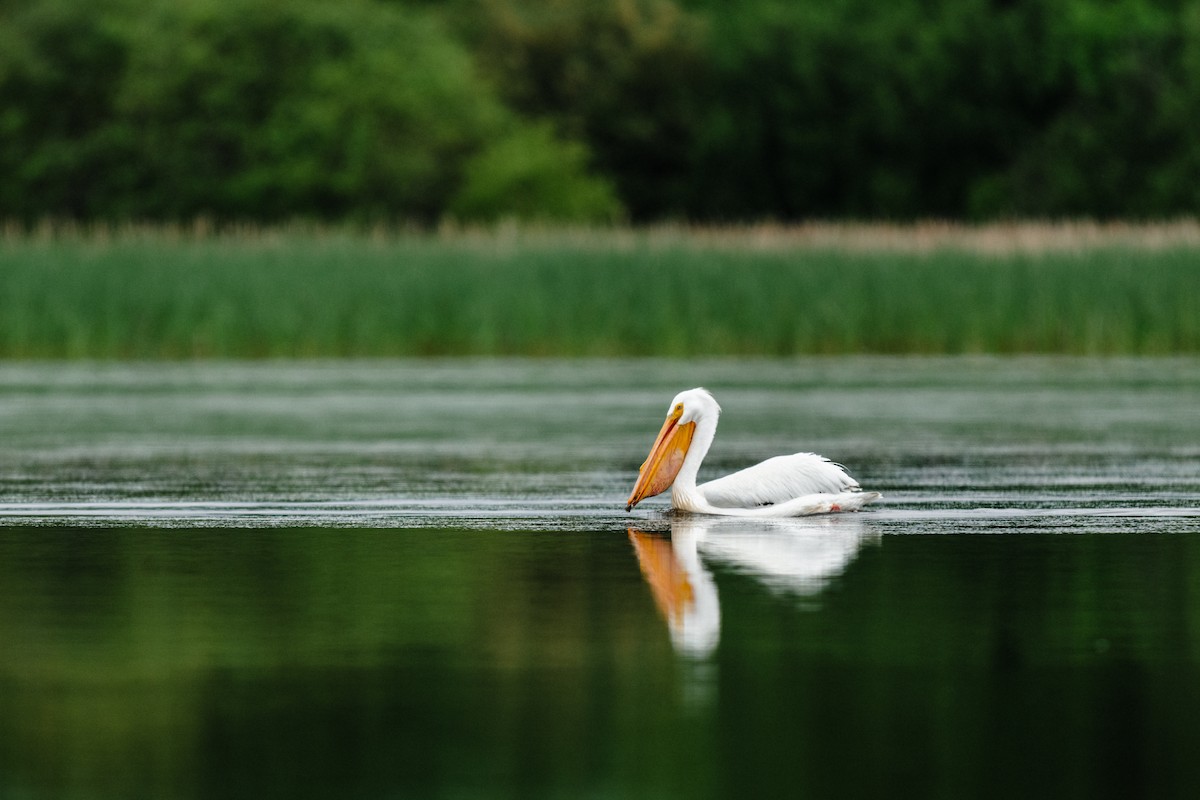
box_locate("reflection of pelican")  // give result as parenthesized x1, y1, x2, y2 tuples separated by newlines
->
(629, 516, 876, 657)
(628, 526, 720, 658)
(625, 388, 880, 517)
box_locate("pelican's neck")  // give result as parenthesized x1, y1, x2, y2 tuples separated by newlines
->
(671, 410, 718, 509)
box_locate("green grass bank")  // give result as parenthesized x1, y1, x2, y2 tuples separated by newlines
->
(2, 223, 1198, 358)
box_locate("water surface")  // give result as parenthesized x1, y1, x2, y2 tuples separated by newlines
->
(1, 358, 1199, 798)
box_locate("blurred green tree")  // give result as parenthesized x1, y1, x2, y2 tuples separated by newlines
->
(449, 122, 623, 222)
(681, 0, 1200, 219)
(0, 0, 620, 222)
(457, 0, 710, 219)
(976, 0, 1200, 216)
(113, 0, 503, 219)
(0, 0, 135, 217)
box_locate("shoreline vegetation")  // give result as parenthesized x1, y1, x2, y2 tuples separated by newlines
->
(2, 221, 1198, 359)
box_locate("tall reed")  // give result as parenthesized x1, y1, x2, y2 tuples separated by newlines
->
(1, 224, 1197, 357)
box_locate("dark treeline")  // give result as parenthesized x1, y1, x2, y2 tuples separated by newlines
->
(2, 0, 1198, 223)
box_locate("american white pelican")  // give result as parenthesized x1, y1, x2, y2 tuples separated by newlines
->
(625, 388, 881, 516)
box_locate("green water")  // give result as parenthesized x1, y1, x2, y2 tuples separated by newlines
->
(2, 358, 1199, 798)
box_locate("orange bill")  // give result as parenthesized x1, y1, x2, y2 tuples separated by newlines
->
(624, 405, 695, 511)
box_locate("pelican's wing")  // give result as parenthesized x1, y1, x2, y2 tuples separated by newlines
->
(698, 453, 862, 509)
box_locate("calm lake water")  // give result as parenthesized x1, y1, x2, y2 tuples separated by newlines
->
(2, 357, 1199, 799)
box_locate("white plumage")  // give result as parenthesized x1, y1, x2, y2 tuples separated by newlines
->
(625, 388, 880, 517)
(700, 453, 863, 507)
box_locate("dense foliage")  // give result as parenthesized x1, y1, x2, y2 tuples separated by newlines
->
(0, 0, 620, 222)
(1, 0, 1198, 221)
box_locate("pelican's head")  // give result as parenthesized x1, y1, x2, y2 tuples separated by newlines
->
(624, 388, 720, 511)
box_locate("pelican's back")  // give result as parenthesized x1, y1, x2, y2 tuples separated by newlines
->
(699, 452, 865, 509)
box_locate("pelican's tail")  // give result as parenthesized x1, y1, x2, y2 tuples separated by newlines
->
(822, 491, 882, 513)
(768, 491, 880, 516)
